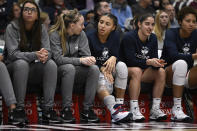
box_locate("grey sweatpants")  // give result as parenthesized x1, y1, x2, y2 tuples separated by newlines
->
(0, 61, 17, 107)
(7, 59, 57, 110)
(58, 64, 100, 110)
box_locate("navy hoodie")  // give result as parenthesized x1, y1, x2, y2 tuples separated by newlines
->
(120, 29, 158, 69)
(87, 30, 120, 68)
(161, 28, 197, 69)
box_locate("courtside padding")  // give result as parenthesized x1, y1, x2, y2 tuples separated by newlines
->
(1, 82, 196, 124)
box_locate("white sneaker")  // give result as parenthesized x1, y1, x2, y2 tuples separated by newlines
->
(130, 107, 145, 122)
(111, 104, 131, 123)
(149, 108, 167, 121)
(171, 106, 191, 122)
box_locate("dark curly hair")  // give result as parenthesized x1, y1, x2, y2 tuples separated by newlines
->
(177, 6, 197, 23)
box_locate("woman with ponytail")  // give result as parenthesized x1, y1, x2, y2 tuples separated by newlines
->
(49, 9, 100, 123)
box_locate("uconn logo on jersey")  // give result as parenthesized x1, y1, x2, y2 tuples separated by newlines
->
(96, 47, 109, 62)
(182, 43, 191, 55)
(136, 46, 150, 60)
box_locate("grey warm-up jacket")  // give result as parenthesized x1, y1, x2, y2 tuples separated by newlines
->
(49, 30, 91, 66)
(5, 20, 51, 63)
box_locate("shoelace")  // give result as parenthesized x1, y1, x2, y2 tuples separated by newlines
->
(133, 107, 143, 116)
(63, 108, 71, 113)
(15, 108, 26, 118)
(155, 109, 164, 114)
(49, 109, 58, 118)
(174, 107, 187, 117)
(88, 109, 97, 117)
(112, 105, 125, 115)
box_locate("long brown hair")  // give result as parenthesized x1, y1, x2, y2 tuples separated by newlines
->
(19, 0, 41, 51)
(49, 9, 82, 55)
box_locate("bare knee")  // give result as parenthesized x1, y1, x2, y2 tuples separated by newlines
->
(128, 67, 143, 80)
(155, 68, 166, 80)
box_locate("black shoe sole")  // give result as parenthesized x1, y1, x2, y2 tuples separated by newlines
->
(8, 119, 29, 126)
(8, 121, 28, 127)
(61, 119, 76, 124)
(171, 117, 192, 123)
(150, 115, 168, 121)
(80, 118, 100, 123)
(42, 119, 63, 124)
(132, 117, 145, 122)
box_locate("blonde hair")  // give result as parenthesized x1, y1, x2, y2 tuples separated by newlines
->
(49, 9, 82, 55)
(154, 10, 170, 42)
(40, 12, 49, 23)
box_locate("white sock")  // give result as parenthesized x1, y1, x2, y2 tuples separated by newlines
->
(152, 98, 161, 109)
(130, 100, 138, 112)
(103, 95, 116, 113)
(173, 97, 182, 108)
(116, 98, 124, 104)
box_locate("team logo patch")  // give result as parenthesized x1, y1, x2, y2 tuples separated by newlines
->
(136, 46, 150, 60)
(182, 43, 191, 55)
(141, 46, 149, 56)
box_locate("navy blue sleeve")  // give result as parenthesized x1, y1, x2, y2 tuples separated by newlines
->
(120, 33, 147, 69)
(164, 29, 193, 65)
(150, 34, 160, 70)
(86, 30, 96, 57)
(110, 32, 120, 59)
(151, 34, 158, 59)
(88, 36, 94, 55)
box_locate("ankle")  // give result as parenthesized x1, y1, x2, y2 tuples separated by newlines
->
(130, 100, 139, 109)
(116, 98, 124, 105)
(9, 104, 16, 110)
(173, 105, 182, 109)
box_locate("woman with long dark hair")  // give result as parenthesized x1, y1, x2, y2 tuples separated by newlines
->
(5, 0, 62, 124)
(87, 13, 131, 123)
(120, 13, 167, 122)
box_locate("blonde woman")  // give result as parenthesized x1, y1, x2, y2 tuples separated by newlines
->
(49, 9, 100, 123)
(154, 10, 170, 58)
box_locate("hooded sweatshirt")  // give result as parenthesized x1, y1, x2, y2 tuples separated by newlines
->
(161, 28, 197, 69)
(120, 29, 158, 69)
(87, 29, 120, 68)
(5, 20, 51, 64)
(49, 30, 91, 66)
